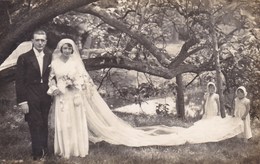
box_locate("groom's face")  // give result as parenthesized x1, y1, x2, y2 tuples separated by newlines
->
(32, 34, 47, 52)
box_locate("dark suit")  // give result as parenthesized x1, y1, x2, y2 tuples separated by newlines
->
(15, 49, 52, 158)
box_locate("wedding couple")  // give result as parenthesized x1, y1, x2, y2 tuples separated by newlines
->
(15, 30, 245, 160)
(15, 30, 90, 160)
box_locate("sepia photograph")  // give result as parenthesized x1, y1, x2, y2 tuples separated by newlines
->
(0, 0, 259, 163)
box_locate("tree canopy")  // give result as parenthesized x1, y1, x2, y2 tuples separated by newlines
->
(0, 0, 259, 117)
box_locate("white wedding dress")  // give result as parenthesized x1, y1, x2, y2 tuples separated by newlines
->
(49, 39, 244, 151)
(49, 58, 89, 158)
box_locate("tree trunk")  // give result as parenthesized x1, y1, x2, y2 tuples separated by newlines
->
(171, 27, 179, 43)
(176, 74, 185, 119)
(82, 17, 99, 58)
(0, 2, 11, 34)
(215, 54, 226, 118)
(210, 0, 226, 118)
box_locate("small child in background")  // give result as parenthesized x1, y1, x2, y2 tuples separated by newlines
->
(233, 86, 252, 141)
(202, 82, 220, 119)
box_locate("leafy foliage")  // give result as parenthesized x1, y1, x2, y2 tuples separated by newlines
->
(47, 0, 260, 118)
(155, 103, 170, 116)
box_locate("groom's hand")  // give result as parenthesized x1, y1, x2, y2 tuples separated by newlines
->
(19, 103, 29, 114)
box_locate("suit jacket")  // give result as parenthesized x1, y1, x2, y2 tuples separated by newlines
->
(15, 49, 52, 104)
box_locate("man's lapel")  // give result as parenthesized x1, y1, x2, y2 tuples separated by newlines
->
(29, 50, 41, 74)
(42, 51, 50, 75)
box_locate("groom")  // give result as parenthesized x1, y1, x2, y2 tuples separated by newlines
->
(15, 29, 52, 160)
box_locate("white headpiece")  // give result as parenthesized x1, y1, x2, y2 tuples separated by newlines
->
(52, 38, 80, 60)
(236, 86, 248, 96)
(207, 82, 217, 93)
(52, 38, 87, 75)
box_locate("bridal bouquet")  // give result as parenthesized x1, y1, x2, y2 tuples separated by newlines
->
(62, 74, 86, 91)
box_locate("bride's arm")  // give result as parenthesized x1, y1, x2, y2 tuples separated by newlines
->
(47, 66, 60, 96)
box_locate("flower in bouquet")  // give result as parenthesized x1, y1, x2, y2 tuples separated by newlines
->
(61, 75, 75, 89)
(62, 74, 86, 91)
(73, 75, 86, 90)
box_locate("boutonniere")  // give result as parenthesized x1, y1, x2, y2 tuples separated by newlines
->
(48, 64, 51, 68)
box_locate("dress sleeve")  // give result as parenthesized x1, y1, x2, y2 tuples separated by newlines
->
(215, 93, 219, 100)
(47, 65, 58, 95)
(245, 98, 251, 107)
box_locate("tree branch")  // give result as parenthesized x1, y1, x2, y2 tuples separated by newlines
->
(0, 0, 97, 65)
(0, 54, 216, 85)
(185, 73, 199, 88)
(97, 68, 111, 90)
(76, 4, 172, 66)
(168, 41, 206, 69)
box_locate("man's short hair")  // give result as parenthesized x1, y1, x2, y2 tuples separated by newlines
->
(32, 29, 47, 38)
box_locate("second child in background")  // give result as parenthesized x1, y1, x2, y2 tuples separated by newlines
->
(233, 86, 252, 142)
(202, 82, 220, 119)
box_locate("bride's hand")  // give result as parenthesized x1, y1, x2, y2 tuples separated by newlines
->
(53, 89, 61, 96)
(81, 84, 87, 90)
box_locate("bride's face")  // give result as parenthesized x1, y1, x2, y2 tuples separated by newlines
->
(61, 43, 73, 58)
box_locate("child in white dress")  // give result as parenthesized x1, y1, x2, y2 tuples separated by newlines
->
(202, 82, 220, 119)
(233, 86, 252, 141)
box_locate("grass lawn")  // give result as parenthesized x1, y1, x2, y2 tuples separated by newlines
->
(0, 82, 260, 164)
(0, 109, 260, 164)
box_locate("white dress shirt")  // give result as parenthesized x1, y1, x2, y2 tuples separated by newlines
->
(33, 48, 45, 77)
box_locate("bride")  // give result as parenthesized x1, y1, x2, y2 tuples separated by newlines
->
(48, 38, 244, 158)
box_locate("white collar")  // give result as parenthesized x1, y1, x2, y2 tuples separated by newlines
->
(33, 47, 45, 57)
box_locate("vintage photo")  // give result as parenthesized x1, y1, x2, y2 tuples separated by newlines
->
(0, 0, 259, 163)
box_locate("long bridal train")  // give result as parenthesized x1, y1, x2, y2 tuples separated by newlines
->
(47, 38, 243, 147)
(80, 81, 244, 146)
